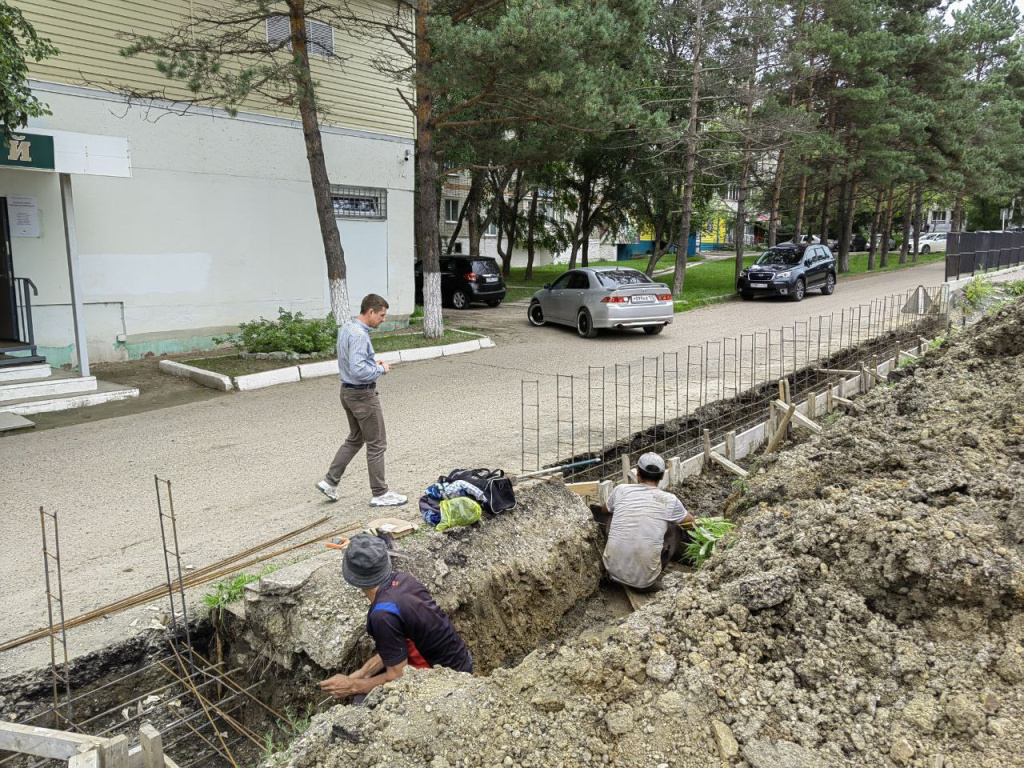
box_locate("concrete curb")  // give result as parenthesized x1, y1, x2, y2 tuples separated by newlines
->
(165, 336, 495, 392)
(158, 359, 233, 391)
(235, 366, 301, 391)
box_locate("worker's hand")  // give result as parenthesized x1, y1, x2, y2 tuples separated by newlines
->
(319, 674, 362, 699)
(378, 360, 392, 373)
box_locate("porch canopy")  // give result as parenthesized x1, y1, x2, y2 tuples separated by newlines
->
(1, 127, 131, 375)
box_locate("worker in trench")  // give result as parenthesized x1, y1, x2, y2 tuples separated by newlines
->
(593, 452, 696, 592)
(320, 534, 473, 701)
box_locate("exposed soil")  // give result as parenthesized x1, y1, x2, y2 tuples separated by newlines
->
(269, 296, 1024, 768)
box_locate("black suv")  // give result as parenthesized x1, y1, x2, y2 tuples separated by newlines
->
(414, 256, 506, 309)
(737, 243, 836, 302)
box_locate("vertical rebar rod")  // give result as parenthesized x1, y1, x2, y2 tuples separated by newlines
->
(155, 476, 194, 669)
(40, 507, 73, 728)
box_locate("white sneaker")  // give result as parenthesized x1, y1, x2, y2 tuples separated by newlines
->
(370, 490, 408, 507)
(316, 480, 339, 501)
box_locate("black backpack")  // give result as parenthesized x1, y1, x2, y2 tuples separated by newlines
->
(439, 467, 517, 514)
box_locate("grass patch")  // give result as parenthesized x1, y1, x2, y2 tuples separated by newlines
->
(203, 567, 280, 612)
(845, 250, 945, 275)
(182, 356, 299, 377)
(683, 517, 737, 568)
(183, 329, 480, 377)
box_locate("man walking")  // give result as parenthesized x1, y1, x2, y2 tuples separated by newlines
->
(316, 294, 406, 507)
(599, 452, 694, 591)
(320, 534, 473, 700)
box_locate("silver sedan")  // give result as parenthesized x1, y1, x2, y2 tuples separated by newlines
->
(527, 267, 674, 338)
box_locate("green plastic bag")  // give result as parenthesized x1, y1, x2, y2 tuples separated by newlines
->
(436, 497, 482, 532)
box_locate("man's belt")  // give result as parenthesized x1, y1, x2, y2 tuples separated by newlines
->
(342, 382, 376, 390)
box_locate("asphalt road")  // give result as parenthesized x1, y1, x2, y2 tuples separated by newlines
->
(0, 260, 951, 672)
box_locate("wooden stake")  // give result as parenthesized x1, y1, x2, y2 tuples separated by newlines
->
(827, 387, 834, 414)
(725, 431, 736, 461)
(806, 389, 817, 420)
(100, 735, 129, 768)
(709, 451, 750, 478)
(667, 458, 681, 485)
(703, 429, 712, 466)
(621, 453, 631, 482)
(139, 725, 163, 768)
(765, 404, 797, 454)
(859, 361, 868, 393)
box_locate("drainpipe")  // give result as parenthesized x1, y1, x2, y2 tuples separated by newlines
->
(59, 173, 89, 377)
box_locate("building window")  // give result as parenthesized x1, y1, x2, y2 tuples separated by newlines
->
(331, 185, 387, 219)
(726, 185, 740, 202)
(485, 220, 498, 237)
(266, 16, 335, 58)
(443, 199, 461, 223)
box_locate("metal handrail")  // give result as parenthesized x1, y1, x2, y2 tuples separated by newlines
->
(1, 276, 38, 347)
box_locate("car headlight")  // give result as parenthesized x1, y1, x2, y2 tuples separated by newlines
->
(775, 271, 792, 279)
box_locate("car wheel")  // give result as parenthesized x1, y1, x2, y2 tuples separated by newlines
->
(486, 299, 502, 307)
(643, 325, 664, 335)
(821, 273, 836, 295)
(527, 302, 545, 326)
(576, 309, 598, 338)
(740, 292, 754, 301)
(921, 245, 930, 254)
(790, 278, 806, 302)
(451, 289, 469, 309)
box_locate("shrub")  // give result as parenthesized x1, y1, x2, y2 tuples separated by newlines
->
(683, 517, 737, 568)
(964, 277, 994, 308)
(215, 308, 338, 354)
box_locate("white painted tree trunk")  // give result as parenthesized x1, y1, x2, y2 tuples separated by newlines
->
(422, 271, 443, 338)
(329, 277, 351, 324)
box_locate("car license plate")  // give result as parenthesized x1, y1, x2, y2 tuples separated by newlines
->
(485, 276, 498, 282)
(750, 282, 768, 288)
(631, 295, 654, 303)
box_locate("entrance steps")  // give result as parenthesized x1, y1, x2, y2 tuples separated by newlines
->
(0, 367, 139, 418)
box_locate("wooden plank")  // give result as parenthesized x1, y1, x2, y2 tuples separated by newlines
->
(162, 757, 182, 768)
(774, 400, 822, 434)
(598, 480, 614, 506)
(100, 735, 129, 768)
(138, 724, 162, 768)
(566, 481, 600, 498)
(0, 723, 107, 760)
(899, 349, 918, 361)
(833, 394, 854, 406)
(765, 404, 796, 454)
(69, 751, 101, 768)
(622, 584, 658, 611)
(709, 451, 749, 478)
(815, 368, 860, 376)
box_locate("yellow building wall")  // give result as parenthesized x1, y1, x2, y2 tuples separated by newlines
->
(701, 217, 727, 245)
(18, 0, 414, 139)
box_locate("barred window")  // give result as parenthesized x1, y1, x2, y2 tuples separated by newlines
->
(266, 16, 335, 58)
(443, 199, 461, 223)
(332, 186, 387, 219)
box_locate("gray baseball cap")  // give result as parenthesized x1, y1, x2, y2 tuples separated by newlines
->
(637, 452, 666, 474)
(342, 534, 393, 589)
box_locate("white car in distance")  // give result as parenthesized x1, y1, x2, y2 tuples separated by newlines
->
(918, 233, 947, 253)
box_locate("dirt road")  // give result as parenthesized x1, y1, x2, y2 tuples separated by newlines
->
(0, 260, 959, 671)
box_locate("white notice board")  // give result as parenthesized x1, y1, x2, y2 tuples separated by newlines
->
(7, 196, 40, 238)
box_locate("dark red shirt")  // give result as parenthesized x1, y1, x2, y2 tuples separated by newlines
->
(367, 572, 472, 673)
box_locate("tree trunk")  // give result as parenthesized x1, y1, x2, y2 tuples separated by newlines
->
(525, 187, 539, 280)
(673, 2, 703, 296)
(867, 186, 883, 271)
(880, 187, 894, 268)
(645, 218, 665, 276)
(912, 184, 923, 262)
(288, 0, 349, 322)
(414, 0, 443, 338)
(951, 190, 965, 232)
(467, 170, 484, 258)
(839, 176, 857, 273)
(570, 171, 593, 270)
(899, 187, 912, 265)
(792, 172, 808, 243)
(819, 176, 832, 244)
(768, 148, 785, 247)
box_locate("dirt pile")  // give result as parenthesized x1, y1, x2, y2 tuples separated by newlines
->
(270, 298, 1024, 768)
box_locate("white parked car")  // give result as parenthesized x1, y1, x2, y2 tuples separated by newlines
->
(918, 233, 947, 253)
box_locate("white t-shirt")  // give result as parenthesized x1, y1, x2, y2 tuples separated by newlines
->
(602, 484, 688, 589)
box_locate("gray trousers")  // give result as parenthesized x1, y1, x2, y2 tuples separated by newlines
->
(326, 387, 388, 496)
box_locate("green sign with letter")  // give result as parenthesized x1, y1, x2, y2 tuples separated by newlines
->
(0, 132, 56, 171)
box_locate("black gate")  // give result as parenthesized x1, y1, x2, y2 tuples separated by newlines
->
(946, 231, 1024, 281)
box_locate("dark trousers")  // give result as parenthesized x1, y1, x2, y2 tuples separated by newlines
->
(327, 387, 388, 496)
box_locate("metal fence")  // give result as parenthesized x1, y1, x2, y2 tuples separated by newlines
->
(521, 283, 954, 482)
(945, 231, 1024, 281)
